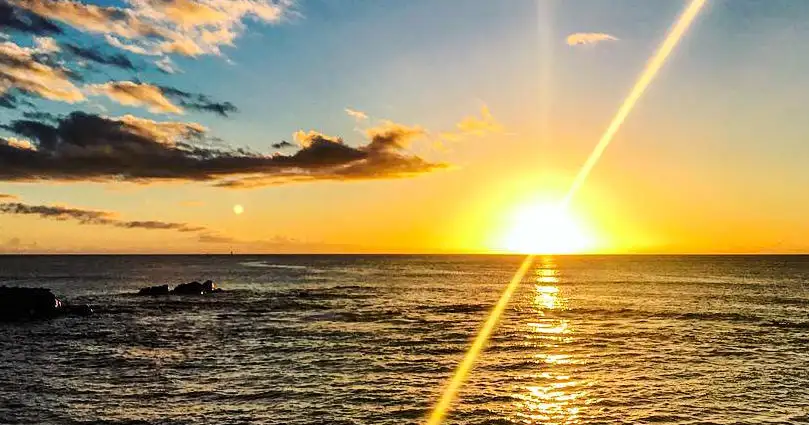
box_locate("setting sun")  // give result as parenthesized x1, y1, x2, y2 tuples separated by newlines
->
(497, 201, 595, 254)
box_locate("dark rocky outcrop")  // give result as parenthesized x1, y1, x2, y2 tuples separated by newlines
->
(137, 284, 170, 296)
(0, 286, 93, 321)
(136, 280, 222, 296)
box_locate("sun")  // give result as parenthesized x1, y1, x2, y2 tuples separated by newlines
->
(496, 201, 594, 254)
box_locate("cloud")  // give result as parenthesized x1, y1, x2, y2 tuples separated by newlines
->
(155, 56, 179, 74)
(566, 32, 618, 46)
(364, 121, 425, 152)
(157, 85, 238, 117)
(12, 0, 293, 58)
(434, 104, 503, 145)
(0, 0, 63, 36)
(21, 110, 59, 121)
(85, 81, 238, 116)
(0, 91, 34, 109)
(4, 136, 36, 150)
(86, 81, 183, 114)
(33, 36, 60, 53)
(455, 105, 503, 135)
(197, 233, 235, 244)
(271, 140, 294, 149)
(62, 43, 136, 70)
(0, 200, 207, 233)
(0, 193, 18, 200)
(345, 107, 368, 121)
(0, 111, 446, 187)
(0, 40, 85, 103)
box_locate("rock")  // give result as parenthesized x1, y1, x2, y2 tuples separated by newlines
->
(137, 284, 170, 296)
(172, 281, 203, 295)
(136, 280, 222, 296)
(66, 304, 94, 316)
(171, 279, 220, 295)
(0, 286, 92, 321)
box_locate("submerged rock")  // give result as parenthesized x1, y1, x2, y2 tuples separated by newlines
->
(0, 286, 93, 321)
(136, 280, 222, 296)
(137, 284, 170, 296)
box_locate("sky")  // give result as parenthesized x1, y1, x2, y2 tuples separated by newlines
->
(1, 0, 808, 254)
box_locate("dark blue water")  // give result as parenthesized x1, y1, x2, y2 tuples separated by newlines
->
(1, 255, 808, 424)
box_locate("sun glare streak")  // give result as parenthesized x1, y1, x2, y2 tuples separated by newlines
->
(425, 255, 535, 425)
(562, 0, 708, 208)
(426, 1, 708, 423)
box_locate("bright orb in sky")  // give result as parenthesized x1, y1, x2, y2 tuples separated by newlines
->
(233, 204, 244, 215)
(498, 201, 594, 254)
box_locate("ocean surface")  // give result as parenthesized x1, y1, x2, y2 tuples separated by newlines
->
(1, 255, 808, 425)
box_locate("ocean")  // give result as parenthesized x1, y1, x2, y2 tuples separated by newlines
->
(1, 255, 808, 424)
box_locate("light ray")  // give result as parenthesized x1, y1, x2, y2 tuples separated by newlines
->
(425, 1, 708, 423)
(562, 0, 708, 207)
(426, 255, 535, 425)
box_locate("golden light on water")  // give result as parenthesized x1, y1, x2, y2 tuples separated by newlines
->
(515, 258, 588, 424)
(426, 1, 708, 422)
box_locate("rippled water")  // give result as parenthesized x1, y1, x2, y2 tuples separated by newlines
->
(1, 255, 808, 424)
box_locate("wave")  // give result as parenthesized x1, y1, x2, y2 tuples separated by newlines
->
(240, 261, 308, 270)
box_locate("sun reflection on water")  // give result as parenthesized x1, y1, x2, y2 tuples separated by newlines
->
(512, 257, 589, 424)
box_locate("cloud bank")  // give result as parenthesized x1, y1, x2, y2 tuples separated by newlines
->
(0, 112, 445, 187)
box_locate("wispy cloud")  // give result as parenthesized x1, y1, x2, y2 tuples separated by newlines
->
(85, 81, 238, 116)
(0, 193, 19, 200)
(566, 32, 619, 46)
(0, 201, 207, 233)
(345, 107, 368, 121)
(86, 81, 184, 114)
(455, 105, 503, 135)
(436, 104, 503, 145)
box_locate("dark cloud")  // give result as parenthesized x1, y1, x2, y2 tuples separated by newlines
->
(0, 201, 206, 233)
(271, 140, 295, 149)
(158, 85, 238, 117)
(63, 43, 136, 70)
(21, 110, 60, 122)
(0, 1, 62, 35)
(0, 92, 32, 109)
(0, 193, 18, 200)
(0, 112, 446, 187)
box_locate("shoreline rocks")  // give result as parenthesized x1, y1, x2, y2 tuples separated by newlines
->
(0, 286, 93, 321)
(137, 280, 222, 296)
(137, 284, 169, 296)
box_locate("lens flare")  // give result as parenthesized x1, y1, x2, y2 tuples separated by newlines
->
(426, 255, 535, 425)
(426, 1, 708, 423)
(563, 0, 708, 208)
